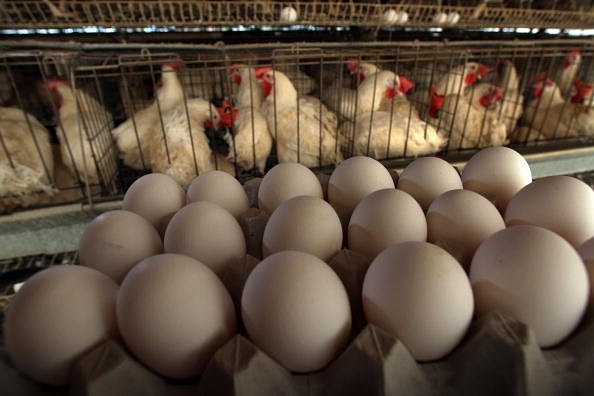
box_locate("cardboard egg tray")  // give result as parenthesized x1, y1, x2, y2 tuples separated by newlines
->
(1, 175, 594, 395)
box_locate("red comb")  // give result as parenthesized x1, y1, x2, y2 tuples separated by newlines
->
(347, 58, 359, 73)
(254, 67, 272, 79)
(46, 78, 67, 91)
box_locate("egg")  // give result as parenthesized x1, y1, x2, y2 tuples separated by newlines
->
(241, 250, 352, 373)
(397, 156, 462, 211)
(163, 201, 246, 277)
(432, 12, 448, 25)
(117, 253, 236, 379)
(461, 146, 532, 213)
(257, 162, 323, 215)
(470, 225, 589, 347)
(187, 170, 250, 218)
(122, 173, 186, 237)
(348, 188, 427, 261)
(504, 175, 594, 248)
(78, 210, 163, 283)
(446, 11, 461, 25)
(3, 265, 119, 386)
(328, 156, 395, 218)
(262, 195, 343, 261)
(426, 189, 505, 271)
(362, 241, 474, 361)
(575, 236, 594, 309)
(396, 10, 409, 24)
(280, 6, 298, 22)
(381, 9, 398, 25)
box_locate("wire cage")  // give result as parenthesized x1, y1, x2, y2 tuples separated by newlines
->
(1, 1, 594, 31)
(96, 39, 594, 174)
(1, 38, 593, 214)
(0, 50, 119, 215)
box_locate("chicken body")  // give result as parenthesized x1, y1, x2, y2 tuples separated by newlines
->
(0, 107, 55, 212)
(257, 68, 342, 167)
(49, 80, 114, 185)
(352, 110, 447, 159)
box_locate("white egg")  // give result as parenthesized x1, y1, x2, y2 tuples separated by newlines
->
(396, 10, 409, 24)
(381, 9, 398, 25)
(262, 195, 343, 261)
(280, 6, 298, 22)
(241, 250, 351, 373)
(462, 146, 532, 213)
(257, 162, 323, 215)
(577, 236, 594, 309)
(446, 12, 460, 25)
(433, 12, 448, 25)
(79, 210, 163, 284)
(4, 265, 119, 386)
(117, 253, 236, 379)
(164, 201, 246, 277)
(397, 156, 462, 211)
(362, 241, 474, 361)
(427, 189, 505, 271)
(348, 188, 427, 261)
(122, 173, 186, 237)
(504, 175, 594, 248)
(187, 170, 250, 218)
(470, 225, 589, 347)
(328, 156, 395, 218)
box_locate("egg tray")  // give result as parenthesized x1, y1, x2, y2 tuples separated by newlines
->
(1, 173, 594, 395)
(1, 246, 594, 396)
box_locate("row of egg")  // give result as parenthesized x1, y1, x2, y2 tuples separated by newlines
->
(3, 146, 594, 387)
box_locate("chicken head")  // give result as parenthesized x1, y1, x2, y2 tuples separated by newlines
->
(254, 67, 274, 97)
(464, 62, 493, 86)
(572, 80, 593, 105)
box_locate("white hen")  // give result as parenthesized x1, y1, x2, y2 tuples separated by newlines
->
(430, 83, 508, 150)
(522, 77, 594, 140)
(146, 64, 220, 185)
(47, 79, 114, 185)
(256, 67, 342, 168)
(0, 107, 55, 212)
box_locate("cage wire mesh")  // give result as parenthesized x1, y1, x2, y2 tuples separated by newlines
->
(1, 39, 594, 213)
(1, 1, 593, 31)
(0, 50, 119, 214)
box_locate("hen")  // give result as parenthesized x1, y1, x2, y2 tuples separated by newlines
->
(556, 49, 581, 99)
(220, 79, 272, 175)
(489, 59, 524, 135)
(430, 83, 508, 150)
(521, 77, 594, 140)
(412, 62, 492, 119)
(146, 64, 221, 185)
(255, 67, 342, 168)
(0, 107, 55, 212)
(47, 79, 114, 185)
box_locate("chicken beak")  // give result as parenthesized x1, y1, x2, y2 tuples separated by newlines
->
(347, 58, 359, 74)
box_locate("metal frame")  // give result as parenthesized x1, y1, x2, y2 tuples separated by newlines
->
(1, 1, 593, 31)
